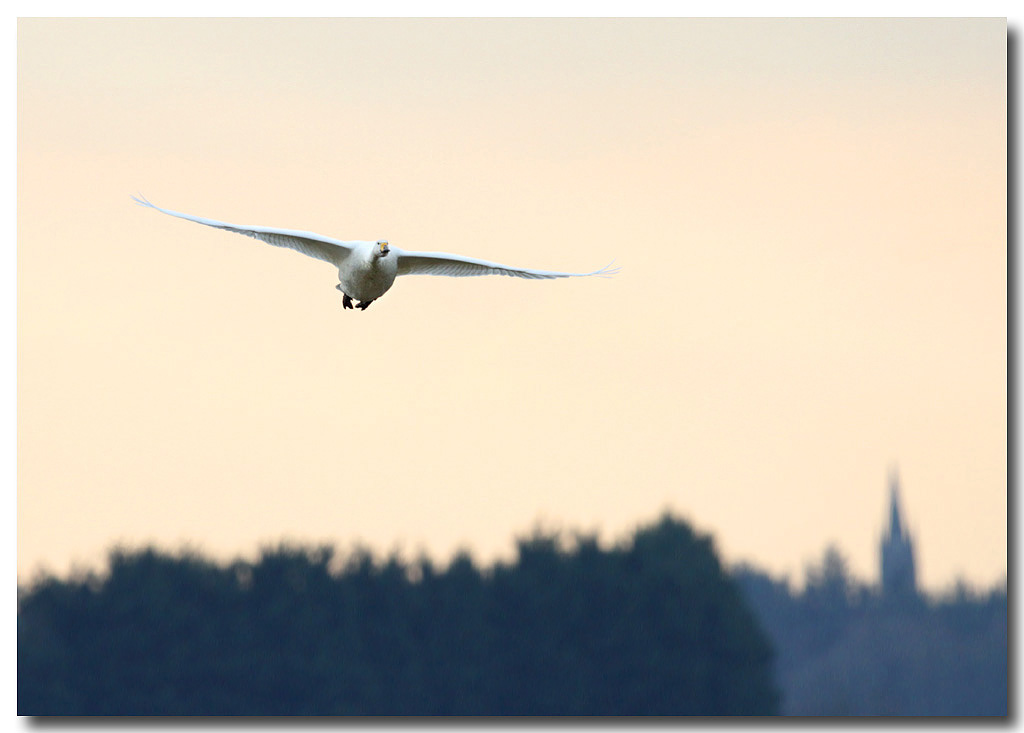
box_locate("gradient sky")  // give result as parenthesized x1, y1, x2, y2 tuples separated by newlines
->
(17, 18, 1006, 592)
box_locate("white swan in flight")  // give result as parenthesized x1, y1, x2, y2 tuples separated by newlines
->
(132, 196, 619, 310)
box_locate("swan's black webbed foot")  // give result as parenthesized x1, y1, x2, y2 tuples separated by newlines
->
(336, 284, 369, 310)
(336, 285, 354, 310)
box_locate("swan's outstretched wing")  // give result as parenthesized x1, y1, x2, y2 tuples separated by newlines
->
(132, 195, 355, 266)
(394, 249, 620, 280)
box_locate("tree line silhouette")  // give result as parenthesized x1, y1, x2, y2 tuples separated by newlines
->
(18, 514, 1007, 716)
(18, 513, 780, 716)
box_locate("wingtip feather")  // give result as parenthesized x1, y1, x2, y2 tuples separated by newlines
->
(592, 259, 621, 278)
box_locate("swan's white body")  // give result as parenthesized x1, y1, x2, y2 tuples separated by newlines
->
(132, 196, 619, 309)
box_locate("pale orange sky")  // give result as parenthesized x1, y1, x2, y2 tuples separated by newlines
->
(17, 18, 1006, 592)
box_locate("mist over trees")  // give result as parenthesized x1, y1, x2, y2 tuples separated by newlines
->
(18, 513, 779, 716)
(732, 546, 1007, 716)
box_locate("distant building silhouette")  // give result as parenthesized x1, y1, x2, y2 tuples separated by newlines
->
(880, 468, 917, 598)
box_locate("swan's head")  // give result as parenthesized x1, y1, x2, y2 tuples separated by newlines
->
(376, 240, 390, 258)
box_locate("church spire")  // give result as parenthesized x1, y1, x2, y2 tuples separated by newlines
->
(880, 466, 917, 599)
(887, 466, 905, 541)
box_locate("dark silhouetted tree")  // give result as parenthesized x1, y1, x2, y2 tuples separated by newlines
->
(18, 513, 779, 715)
